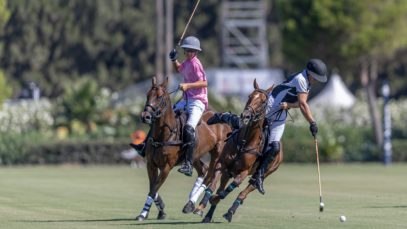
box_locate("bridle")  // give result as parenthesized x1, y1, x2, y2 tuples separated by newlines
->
(143, 86, 183, 148)
(241, 89, 269, 123)
(144, 86, 179, 120)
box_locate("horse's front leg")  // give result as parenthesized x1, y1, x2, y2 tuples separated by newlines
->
(193, 162, 222, 217)
(136, 162, 158, 221)
(202, 171, 230, 223)
(151, 163, 171, 220)
(223, 183, 255, 223)
(211, 168, 249, 204)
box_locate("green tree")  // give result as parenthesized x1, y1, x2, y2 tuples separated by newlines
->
(0, 0, 10, 27)
(0, 0, 11, 106)
(0, 70, 12, 106)
(0, 1, 221, 98)
(275, 0, 407, 145)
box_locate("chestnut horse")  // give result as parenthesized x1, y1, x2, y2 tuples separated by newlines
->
(135, 77, 231, 221)
(194, 79, 283, 223)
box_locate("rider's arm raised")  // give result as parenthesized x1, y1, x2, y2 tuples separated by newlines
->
(172, 60, 181, 72)
(298, 92, 315, 124)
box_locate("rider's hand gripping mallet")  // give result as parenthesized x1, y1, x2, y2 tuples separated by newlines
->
(314, 137, 324, 212)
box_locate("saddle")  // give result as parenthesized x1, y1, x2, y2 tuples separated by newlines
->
(174, 109, 202, 140)
(224, 121, 269, 157)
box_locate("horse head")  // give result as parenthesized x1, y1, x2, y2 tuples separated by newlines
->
(240, 79, 273, 125)
(141, 76, 170, 124)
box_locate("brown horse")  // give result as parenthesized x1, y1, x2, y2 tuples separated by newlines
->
(135, 77, 231, 221)
(193, 79, 283, 223)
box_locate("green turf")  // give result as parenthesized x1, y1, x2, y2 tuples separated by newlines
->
(0, 164, 406, 229)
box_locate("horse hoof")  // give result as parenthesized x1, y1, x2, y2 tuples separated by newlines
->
(182, 200, 195, 214)
(223, 211, 233, 223)
(193, 209, 203, 217)
(135, 214, 147, 221)
(157, 211, 166, 220)
(202, 217, 212, 223)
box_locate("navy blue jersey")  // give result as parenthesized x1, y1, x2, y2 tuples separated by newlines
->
(270, 70, 311, 106)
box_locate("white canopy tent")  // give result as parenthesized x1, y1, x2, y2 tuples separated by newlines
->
(309, 73, 356, 109)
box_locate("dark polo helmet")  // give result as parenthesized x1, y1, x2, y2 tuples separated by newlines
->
(181, 36, 202, 51)
(306, 59, 327, 83)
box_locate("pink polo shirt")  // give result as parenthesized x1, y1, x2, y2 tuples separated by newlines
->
(179, 56, 208, 109)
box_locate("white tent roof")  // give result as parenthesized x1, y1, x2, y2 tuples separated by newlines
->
(309, 73, 356, 109)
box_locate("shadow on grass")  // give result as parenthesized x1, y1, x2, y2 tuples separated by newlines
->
(17, 218, 221, 225)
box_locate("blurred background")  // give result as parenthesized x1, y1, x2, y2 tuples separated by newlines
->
(0, 0, 406, 165)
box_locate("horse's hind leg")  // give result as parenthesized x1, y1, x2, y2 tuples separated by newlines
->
(194, 162, 222, 216)
(223, 184, 255, 223)
(183, 160, 206, 214)
(223, 155, 283, 222)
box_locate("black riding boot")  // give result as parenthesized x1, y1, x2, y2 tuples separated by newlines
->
(129, 142, 146, 157)
(207, 112, 242, 130)
(178, 124, 195, 176)
(129, 130, 151, 157)
(253, 141, 280, 195)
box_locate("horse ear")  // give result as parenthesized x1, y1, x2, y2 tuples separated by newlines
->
(266, 84, 274, 94)
(152, 76, 157, 86)
(253, 78, 259, 89)
(161, 76, 169, 89)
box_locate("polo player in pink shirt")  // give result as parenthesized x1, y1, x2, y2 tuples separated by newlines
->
(169, 36, 208, 176)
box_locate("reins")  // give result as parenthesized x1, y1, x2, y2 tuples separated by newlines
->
(234, 89, 269, 156)
(146, 87, 184, 149)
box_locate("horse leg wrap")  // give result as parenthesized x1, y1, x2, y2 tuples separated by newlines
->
(191, 184, 206, 203)
(189, 177, 204, 199)
(140, 195, 154, 217)
(219, 181, 238, 199)
(154, 194, 165, 211)
(228, 198, 243, 214)
(199, 189, 213, 207)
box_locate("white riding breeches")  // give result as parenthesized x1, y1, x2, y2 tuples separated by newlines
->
(173, 99, 205, 129)
(265, 96, 287, 143)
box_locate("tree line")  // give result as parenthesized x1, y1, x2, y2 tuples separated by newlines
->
(1, 0, 407, 145)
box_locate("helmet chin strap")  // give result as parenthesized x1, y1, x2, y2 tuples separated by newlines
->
(306, 70, 315, 85)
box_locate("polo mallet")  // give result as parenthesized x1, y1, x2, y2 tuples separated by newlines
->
(314, 137, 324, 212)
(176, 0, 201, 47)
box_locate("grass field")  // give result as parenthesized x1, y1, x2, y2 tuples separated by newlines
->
(0, 164, 406, 229)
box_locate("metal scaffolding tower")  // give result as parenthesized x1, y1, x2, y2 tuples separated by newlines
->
(221, 0, 268, 68)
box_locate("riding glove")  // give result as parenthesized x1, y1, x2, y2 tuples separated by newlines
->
(169, 49, 178, 61)
(310, 121, 318, 137)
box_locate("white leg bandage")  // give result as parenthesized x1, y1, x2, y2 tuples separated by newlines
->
(190, 184, 207, 204)
(189, 177, 204, 199)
